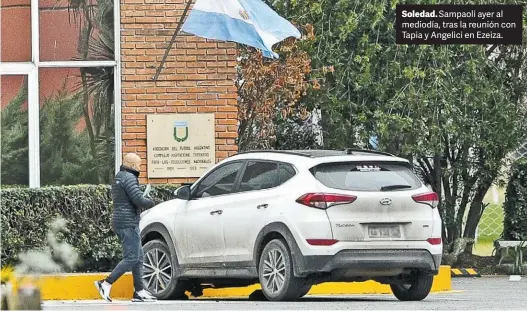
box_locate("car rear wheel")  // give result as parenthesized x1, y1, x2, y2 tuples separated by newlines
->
(390, 272, 433, 301)
(258, 239, 304, 301)
(142, 239, 187, 300)
(297, 284, 312, 298)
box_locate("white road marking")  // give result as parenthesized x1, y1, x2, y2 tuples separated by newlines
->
(43, 293, 470, 307)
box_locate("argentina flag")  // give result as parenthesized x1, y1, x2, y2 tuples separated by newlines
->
(181, 0, 301, 59)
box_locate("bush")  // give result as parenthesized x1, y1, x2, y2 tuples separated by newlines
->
(275, 117, 320, 150)
(503, 159, 527, 241)
(1, 184, 180, 272)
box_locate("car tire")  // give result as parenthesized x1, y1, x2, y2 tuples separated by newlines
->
(142, 239, 187, 300)
(258, 239, 304, 301)
(296, 284, 312, 299)
(390, 272, 433, 301)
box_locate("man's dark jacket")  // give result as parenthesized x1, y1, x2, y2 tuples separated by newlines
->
(112, 165, 155, 229)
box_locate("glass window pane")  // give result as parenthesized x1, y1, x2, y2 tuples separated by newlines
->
(239, 161, 279, 192)
(195, 162, 243, 198)
(313, 162, 422, 192)
(278, 164, 296, 185)
(1, 0, 31, 62)
(39, 67, 115, 186)
(1, 75, 29, 186)
(39, 0, 114, 61)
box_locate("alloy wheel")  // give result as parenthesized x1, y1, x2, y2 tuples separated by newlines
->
(262, 248, 287, 294)
(142, 248, 172, 294)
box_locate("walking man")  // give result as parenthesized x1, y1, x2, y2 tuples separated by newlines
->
(95, 153, 157, 302)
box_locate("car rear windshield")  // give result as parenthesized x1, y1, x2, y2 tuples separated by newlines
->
(311, 161, 422, 192)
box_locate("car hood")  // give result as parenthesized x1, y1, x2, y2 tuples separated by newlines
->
(140, 199, 181, 220)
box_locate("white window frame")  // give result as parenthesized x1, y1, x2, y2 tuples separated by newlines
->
(0, 0, 121, 187)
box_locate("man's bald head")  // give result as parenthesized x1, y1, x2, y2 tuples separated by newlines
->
(123, 153, 142, 172)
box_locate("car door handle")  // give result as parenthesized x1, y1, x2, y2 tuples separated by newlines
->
(210, 210, 223, 215)
(257, 204, 268, 209)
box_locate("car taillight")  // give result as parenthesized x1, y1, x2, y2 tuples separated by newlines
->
(427, 237, 442, 245)
(412, 192, 439, 208)
(296, 193, 357, 209)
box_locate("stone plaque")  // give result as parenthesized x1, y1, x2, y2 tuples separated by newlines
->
(147, 113, 216, 178)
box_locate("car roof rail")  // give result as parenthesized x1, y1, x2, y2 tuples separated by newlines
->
(236, 150, 314, 157)
(234, 149, 396, 158)
(343, 148, 395, 157)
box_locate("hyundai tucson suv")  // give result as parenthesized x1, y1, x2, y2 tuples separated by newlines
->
(139, 149, 442, 301)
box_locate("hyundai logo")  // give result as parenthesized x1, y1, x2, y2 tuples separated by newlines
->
(380, 198, 392, 205)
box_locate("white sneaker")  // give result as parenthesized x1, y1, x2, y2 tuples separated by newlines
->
(132, 289, 157, 302)
(94, 280, 112, 302)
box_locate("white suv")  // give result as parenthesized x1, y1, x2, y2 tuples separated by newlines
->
(139, 149, 442, 302)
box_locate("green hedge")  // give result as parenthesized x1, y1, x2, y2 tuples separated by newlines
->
(1, 184, 180, 272)
(503, 159, 527, 241)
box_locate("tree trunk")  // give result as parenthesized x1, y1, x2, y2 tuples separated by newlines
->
(434, 152, 451, 243)
(79, 20, 99, 183)
(406, 154, 414, 169)
(81, 70, 99, 182)
(463, 178, 494, 253)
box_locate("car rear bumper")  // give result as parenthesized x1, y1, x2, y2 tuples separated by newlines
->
(294, 249, 442, 277)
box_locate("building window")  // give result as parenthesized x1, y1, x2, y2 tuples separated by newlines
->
(39, 67, 115, 186)
(1, 76, 29, 186)
(1, 0, 31, 62)
(0, 0, 120, 187)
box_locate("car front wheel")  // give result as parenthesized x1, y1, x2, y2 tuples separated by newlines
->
(258, 239, 304, 301)
(390, 272, 433, 301)
(142, 239, 187, 300)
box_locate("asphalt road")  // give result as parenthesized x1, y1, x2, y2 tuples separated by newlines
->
(42, 277, 527, 310)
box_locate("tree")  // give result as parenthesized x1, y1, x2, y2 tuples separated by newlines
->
(1, 80, 29, 185)
(272, 0, 527, 262)
(39, 87, 98, 186)
(236, 27, 318, 151)
(502, 159, 527, 241)
(1, 83, 98, 186)
(274, 112, 320, 150)
(67, 0, 116, 184)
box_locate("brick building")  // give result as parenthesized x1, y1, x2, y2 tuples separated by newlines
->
(0, 0, 239, 187)
(120, 0, 238, 184)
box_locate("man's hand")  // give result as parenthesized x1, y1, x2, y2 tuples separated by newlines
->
(122, 178, 155, 211)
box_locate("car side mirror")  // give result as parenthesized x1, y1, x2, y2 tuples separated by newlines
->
(174, 185, 191, 201)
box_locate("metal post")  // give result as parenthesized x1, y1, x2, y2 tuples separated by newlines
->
(29, 0, 41, 188)
(152, 0, 194, 81)
(114, 0, 123, 173)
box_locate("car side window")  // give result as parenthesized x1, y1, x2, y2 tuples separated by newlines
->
(239, 161, 279, 193)
(278, 163, 296, 185)
(194, 162, 243, 198)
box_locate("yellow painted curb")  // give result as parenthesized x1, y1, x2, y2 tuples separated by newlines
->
(26, 265, 451, 300)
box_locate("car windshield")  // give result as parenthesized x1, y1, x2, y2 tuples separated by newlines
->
(312, 161, 422, 192)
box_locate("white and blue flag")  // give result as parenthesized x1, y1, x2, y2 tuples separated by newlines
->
(181, 0, 301, 59)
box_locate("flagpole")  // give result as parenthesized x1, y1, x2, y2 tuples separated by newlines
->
(152, 0, 194, 81)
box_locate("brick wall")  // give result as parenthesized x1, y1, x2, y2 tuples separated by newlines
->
(120, 0, 239, 184)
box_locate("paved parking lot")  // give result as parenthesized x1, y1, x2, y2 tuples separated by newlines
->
(43, 277, 527, 310)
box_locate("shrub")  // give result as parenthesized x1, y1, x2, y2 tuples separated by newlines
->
(503, 159, 527, 241)
(275, 117, 320, 150)
(1, 184, 180, 272)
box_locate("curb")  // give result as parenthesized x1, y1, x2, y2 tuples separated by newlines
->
(15, 266, 451, 300)
(451, 268, 481, 277)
